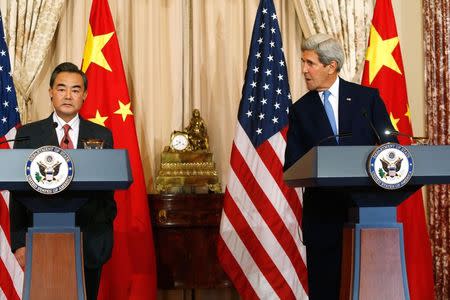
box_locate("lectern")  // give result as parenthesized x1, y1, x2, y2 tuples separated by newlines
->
(284, 145, 446, 300)
(1, 149, 132, 300)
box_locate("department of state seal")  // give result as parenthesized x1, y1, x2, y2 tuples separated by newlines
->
(25, 146, 74, 194)
(367, 143, 414, 190)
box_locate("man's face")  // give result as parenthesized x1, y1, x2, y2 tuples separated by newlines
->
(49, 72, 86, 122)
(301, 50, 337, 91)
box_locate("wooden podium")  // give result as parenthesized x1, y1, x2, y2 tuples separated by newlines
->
(1, 149, 132, 300)
(284, 145, 449, 300)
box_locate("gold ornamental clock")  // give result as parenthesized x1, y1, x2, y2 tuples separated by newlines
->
(169, 131, 191, 151)
(156, 109, 221, 194)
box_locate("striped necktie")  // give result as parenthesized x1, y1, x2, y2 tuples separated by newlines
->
(60, 124, 74, 149)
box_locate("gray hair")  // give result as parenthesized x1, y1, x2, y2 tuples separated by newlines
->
(301, 33, 344, 72)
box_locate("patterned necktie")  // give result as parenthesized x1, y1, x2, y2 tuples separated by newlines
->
(323, 90, 338, 142)
(60, 124, 74, 149)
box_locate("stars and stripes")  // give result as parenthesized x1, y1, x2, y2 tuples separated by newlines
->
(0, 12, 24, 300)
(238, 6, 290, 147)
(0, 30, 19, 146)
(217, 0, 308, 299)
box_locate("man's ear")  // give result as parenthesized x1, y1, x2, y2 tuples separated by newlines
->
(49, 88, 53, 100)
(328, 61, 338, 74)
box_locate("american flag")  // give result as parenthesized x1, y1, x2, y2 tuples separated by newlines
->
(0, 13, 23, 300)
(217, 0, 308, 299)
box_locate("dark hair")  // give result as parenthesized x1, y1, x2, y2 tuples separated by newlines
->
(49, 62, 88, 90)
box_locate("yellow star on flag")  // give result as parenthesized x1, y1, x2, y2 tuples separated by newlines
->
(82, 24, 114, 72)
(89, 110, 108, 127)
(390, 112, 400, 131)
(114, 100, 133, 122)
(404, 104, 411, 121)
(365, 25, 402, 84)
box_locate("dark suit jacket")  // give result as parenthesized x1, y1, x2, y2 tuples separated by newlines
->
(285, 78, 397, 170)
(10, 114, 117, 269)
(284, 78, 397, 247)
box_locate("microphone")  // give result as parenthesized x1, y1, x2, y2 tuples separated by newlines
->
(362, 109, 382, 145)
(53, 122, 58, 128)
(384, 129, 429, 144)
(0, 136, 30, 146)
(318, 132, 352, 145)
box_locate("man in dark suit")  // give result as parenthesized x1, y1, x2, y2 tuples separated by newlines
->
(284, 34, 397, 300)
(10, 62, 116, 300)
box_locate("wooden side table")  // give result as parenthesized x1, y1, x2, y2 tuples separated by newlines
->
(148, 193, 232, 289)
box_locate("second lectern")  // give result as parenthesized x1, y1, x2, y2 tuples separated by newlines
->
(284, 145, 446, 300)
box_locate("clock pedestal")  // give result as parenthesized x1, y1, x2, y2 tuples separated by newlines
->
(155, 147, 221, 193)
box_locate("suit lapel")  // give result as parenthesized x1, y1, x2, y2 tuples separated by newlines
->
(78, 118, 87, 149)
(39, 115, 59, 146)
(338, 79, 354, 145)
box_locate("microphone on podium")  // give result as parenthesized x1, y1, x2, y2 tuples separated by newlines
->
(0, 136, 30, 146)
(317, 132, 352, 146)
(361, 109, 382, 145)
(384, 129, 429, 145)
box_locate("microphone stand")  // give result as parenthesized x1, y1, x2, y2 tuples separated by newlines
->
(384, 130, 429, 145)
(0, 136, 30, 146)
(317, 132, 352, 146)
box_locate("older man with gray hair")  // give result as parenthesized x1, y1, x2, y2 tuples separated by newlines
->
(284, 33, 397, 299)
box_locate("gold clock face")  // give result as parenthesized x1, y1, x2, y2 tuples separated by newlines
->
(170, 132, 190, 151)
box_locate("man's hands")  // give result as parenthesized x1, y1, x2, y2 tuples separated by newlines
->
(14, 247, 26, 269)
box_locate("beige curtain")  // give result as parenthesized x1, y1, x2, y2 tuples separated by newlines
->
(1, 0, 65, 123)
(424, 0, 450, 299)
(187, 0, 303, 190)
(291, 0, 373, 82)
(15, 0, 304, 193)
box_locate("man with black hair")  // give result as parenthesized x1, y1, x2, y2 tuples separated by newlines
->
(10, 62, 116, 300)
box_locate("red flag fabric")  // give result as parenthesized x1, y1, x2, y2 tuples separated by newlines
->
(361, 1, 435, 299)
(0, 12, 23, 300)
(218, 0, 308, 299)
(80, 0, 156, 299)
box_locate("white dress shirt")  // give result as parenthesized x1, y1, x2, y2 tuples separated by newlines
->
(53, 112, 80, 149)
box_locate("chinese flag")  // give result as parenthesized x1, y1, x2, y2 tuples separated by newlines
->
(361, 0, 435, 299)
(80, 0, 157, 299)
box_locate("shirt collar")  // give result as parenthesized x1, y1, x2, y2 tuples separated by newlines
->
(319, 77, 339, 98)
(53, 112, 80, 130)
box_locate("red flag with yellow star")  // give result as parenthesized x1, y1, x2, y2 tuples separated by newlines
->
(80, 0, 157, 298)
(361, 0, 434, 299)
